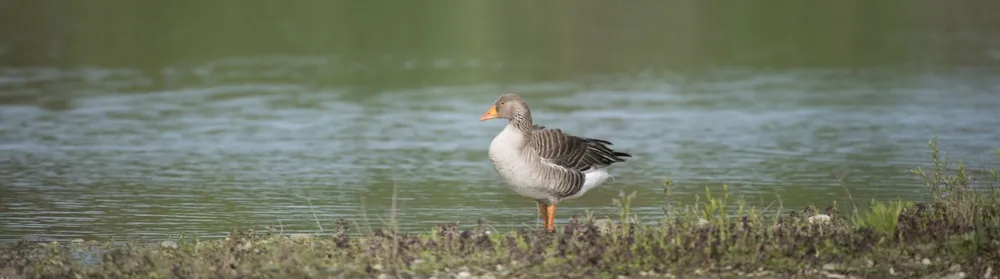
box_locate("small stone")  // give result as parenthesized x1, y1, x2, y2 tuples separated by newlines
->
(616, 276, 626, 279)
(481, 274, 496, 279)
(823, 263, 840, 271)
(889, 268, 895, 275)
(808, 214, 832, 224)
(866, 260, 874, 268)
(159, 240, 177, 249)
(950, 264, 962, 272)
(71, 239, 85, 243)
(940, 272, 966, 279)
(695, 269, 705, 275)
(922, 258, 932, 265)
(696, 218, 710, 227)
(372, 264, 384, 271)
(377, 273, 391, 279)
(412, 259, 425, 265)
(457, 271, 472, 279)
(822, 272, 846, 279)
(640, 271, 648, 276)
(984, 267, 993, 278)
(495, 264, 504, 272)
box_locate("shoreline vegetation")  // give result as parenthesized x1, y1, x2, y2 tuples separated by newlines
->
(3, 138, 999, 279)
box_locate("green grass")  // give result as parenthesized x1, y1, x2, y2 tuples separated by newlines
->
(2, 138, 1000, 279)
(852, 198, 913, 236)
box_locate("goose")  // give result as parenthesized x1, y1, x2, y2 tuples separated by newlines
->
(479, 93, 632, 232)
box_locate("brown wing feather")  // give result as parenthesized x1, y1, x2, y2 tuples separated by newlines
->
(528, 128, 632, 172)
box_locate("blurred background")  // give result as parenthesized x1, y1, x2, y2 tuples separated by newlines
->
(1, 1, 999, 242)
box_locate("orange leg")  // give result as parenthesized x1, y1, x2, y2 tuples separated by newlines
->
(545, 204, 557, 232)
(537, 200, 549, 229)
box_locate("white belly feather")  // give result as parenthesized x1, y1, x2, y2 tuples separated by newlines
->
(488, 125, 549, 199)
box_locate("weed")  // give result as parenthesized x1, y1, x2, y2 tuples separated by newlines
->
(852, 198, 913, 236)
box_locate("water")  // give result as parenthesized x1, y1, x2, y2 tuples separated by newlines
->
(2, 1, 1000, 242)
(2, 62, 998, 242)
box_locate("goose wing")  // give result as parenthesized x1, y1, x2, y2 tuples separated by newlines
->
(528, 127, 631, 172)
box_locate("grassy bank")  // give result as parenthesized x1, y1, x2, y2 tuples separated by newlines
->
(2, 139, 999, 279)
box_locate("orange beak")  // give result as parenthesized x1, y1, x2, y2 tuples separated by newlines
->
(480, 105, 498, 121)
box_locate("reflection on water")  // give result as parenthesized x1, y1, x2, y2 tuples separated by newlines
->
(1, 59, 998, 242)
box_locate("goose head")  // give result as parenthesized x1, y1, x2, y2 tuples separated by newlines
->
(480, 93, 531, 122)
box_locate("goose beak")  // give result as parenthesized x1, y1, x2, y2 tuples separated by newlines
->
(480, 105, 498, 121)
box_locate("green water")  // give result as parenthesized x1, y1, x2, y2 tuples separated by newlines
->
(2, 1, 999, 242)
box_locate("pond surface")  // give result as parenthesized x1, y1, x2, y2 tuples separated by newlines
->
(1, 61, 998, 242)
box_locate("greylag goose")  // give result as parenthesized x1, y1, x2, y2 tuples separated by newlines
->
(479, 93, 632, 232)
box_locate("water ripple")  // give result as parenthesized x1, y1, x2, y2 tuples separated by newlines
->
(1, 65, 999, 241)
